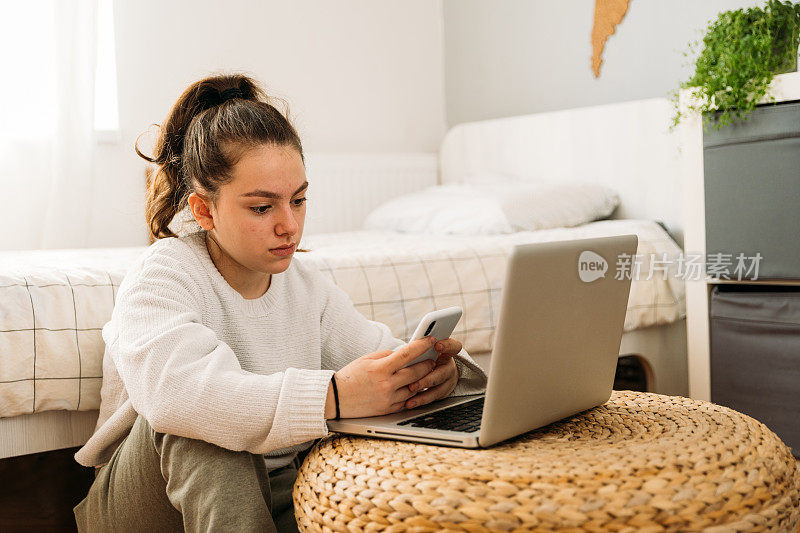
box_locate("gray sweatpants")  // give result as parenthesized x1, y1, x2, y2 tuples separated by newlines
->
(73, 414, 302, 532)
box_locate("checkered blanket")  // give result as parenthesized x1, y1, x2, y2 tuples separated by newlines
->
(300, 219, 685, 353)
(0, 219, 684, 418)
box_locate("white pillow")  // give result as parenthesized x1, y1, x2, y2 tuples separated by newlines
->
(362, 182, 619, 234)
(476, 181, 620, 232)
(363, 184, 513, 235)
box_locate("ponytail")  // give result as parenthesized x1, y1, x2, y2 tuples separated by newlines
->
(137, 72, 304, 242)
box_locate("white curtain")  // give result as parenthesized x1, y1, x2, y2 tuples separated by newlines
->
(0, 0, 97, 251)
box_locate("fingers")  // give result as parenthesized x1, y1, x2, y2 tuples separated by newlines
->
(407, 357, 452, 393)
(387, 399, 409, 414)
(434, 351, 454, 365)
(383, 336, 437, 373)
(433, 337, 462, 355)
(362, 349, 395, 360)
(392, 358, 437, 388)
(406, 358, 458, 408)
(388, 383, 419, 407)
(406, 377, 455, 410)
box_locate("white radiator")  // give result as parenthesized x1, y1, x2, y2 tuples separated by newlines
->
(302, 153, 438, 235)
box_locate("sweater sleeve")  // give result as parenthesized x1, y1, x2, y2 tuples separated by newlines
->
(109, 251, 333, 454)
(317, 270, 488, 397)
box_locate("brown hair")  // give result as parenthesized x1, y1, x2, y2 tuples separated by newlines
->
(138, 72, 309, 251)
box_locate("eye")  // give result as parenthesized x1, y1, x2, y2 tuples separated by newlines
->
(249, 198, 307, 215)
(250, 205, 271, 215)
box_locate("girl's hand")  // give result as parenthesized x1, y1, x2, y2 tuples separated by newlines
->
(404, 338, 461, 410)
(331, 336, 441, 418)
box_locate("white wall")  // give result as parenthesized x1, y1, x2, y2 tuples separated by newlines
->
(23, 1, 758, 249)
(88, 0, 446, 247)
(443, 0, 761, 126)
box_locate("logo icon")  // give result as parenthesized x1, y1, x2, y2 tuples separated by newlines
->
(578, 251, 607, 282)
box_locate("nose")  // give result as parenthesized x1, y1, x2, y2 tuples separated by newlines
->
(274, 203, 299, 236)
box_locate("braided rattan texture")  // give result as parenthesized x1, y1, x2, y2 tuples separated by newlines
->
(294, 391, 800, 532)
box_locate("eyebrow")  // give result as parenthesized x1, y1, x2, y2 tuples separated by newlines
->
(240, 181, 309, 199)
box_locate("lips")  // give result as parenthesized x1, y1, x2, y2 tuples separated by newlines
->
(269, 243, 295, 256)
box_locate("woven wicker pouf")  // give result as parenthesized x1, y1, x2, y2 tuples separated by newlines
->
(293, 391, 800, 532)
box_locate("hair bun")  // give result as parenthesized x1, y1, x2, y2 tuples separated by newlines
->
(219, 87, 244, 102)
(195, 83, 247, 111)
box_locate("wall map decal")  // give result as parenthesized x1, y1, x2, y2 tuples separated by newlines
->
(591, 0, 632, 77)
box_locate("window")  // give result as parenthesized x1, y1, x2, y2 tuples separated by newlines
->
(94, 0, 119, 142)
(0, 1, 57, 142)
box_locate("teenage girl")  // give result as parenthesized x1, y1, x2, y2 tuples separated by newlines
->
(72, 73, 488, 532)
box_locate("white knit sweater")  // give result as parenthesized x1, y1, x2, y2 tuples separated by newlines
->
(74, 230, 488, 469)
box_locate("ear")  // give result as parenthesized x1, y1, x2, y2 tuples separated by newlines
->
(187, 191, 215, 231)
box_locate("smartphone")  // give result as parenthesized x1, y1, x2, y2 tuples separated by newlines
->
(401, 306, 463, 369)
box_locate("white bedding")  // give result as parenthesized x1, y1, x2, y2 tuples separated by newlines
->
(301, 219, 685, 345)
(0, 219, 684, 419)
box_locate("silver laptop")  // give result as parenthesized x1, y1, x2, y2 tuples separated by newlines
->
(327, 234, 638, 448)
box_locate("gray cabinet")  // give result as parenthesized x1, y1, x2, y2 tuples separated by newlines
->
(703, 99, 800, 458)
(709, 285, 800, 457)
(703, 100, 800, 280)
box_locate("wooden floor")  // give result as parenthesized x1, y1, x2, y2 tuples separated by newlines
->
(0, 446, 94, 532)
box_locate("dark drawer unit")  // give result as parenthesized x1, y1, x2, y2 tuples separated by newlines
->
(703, 100, 800, 280)
(709, 284, 800, 458)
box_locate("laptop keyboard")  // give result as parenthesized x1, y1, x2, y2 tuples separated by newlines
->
(396, 397, 484, 433)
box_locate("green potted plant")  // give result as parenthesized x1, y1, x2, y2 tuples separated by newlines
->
(670, 0, 800, 131)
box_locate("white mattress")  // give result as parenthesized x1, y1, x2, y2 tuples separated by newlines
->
(0, 219, 684, 419)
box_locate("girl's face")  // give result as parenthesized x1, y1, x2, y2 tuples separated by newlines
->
(190, 143, 308, 277)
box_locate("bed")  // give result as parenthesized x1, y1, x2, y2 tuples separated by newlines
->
(0, 220, 685, 458)
(0, 96, 687, 459)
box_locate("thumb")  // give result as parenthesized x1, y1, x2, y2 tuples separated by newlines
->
(363, 349, 394, 360)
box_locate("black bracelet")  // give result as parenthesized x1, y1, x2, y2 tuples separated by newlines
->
(330, 374, 341, 420)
